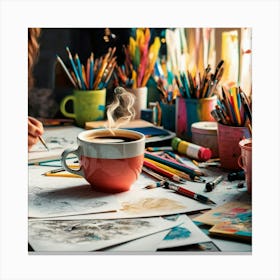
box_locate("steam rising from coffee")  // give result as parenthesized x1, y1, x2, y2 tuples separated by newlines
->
(106, 87, 136, 133)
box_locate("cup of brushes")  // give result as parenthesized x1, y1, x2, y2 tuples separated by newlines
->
(58, 46, 117, 127)
(175, 61, 224, 141)
(213, 86, 252, 170)
(115, 28, 161, 119)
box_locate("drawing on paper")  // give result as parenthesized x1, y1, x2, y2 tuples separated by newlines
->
(28, 217, 180, 251)
(121, 197, 185, 213)
(33, 136, 75, 152)
(28, 185, 118, 218)
(29, 219, 151, 244)
(163, 226, 191, 240)
(157, 215, 211, 249)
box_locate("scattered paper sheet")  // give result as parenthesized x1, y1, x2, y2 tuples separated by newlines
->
(157, 214, 211, 249)
(28, 217, 181, 252)
(106, 214, 212, 252)
(28, 165, 120, 218)
(193, 201, 252, 242)
(106, 231, 167, 252)
(29, 184, 119, 218)
(28, 126, 84, 164)
(34, 187, 211, 220)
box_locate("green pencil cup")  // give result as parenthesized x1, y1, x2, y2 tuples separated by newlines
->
(60, 89, 106, 128)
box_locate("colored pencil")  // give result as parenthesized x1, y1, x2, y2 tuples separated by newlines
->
(143, 159, 186, 183)
(89, 52, 94, 89)
(56, 55, 77, 88)
(65, 47, 82, 89)
(144, 157, 205, 182)
(86, 58, 90, 88)
(164, 151, 186, 164)
(75, 54, 86, 89)
(142, 166, 166, 181)
(144, 152, 204, 177)
(93, 51, 110, 89)
(43, 172, 82, 178)
(82, 65, 88, 89)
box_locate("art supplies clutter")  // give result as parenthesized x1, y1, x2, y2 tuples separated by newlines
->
(171, 137, 212, 161)
(194, 201, 252, 243)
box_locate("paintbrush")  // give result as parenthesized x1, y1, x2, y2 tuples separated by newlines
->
(39, 136, 49, 151)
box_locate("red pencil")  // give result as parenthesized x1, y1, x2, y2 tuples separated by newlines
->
(143, 159, 185, 183)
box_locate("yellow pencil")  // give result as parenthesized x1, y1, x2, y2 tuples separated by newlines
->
(43, 172, 82, 178)
(144, 158, 197, 182)
(231, 87, 241, 125)
(82, 65, 89, 89)
(43, 165, 81, 178)
(93, 51, 110, 89)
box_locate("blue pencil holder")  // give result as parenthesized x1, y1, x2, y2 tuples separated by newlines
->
(160, 102, 176, 132)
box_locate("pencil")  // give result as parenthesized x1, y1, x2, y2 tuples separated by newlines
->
(82, 65, 89, 89)
(144, 152, 204, 177)
(143, 159, 186, 183)
(43, 166, 81, 178)
(43, 171, 82, 178)
(93, 51, 110, 89)
(142, 166, 166, 181)
(164, 151, 185, 164)
(75, 54, 86, 89)
(39, 136, 49, 151)
(65, 46, 82, 89)
(89, 52, 94, 89)
(146, 146, 173, 152)
(144, 158, 205, 183)
(56, 55, 77, 88)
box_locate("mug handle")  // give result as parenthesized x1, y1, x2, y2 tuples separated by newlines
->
(61, 147, 84, 177)
(60, 95, 76, 118)
(238, 155, 244, 169)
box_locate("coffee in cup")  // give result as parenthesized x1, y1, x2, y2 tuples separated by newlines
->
(61, 128, 145, 193)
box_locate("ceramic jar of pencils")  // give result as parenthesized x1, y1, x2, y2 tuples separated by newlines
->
(175, 95, 217, 141)
(57, 46, 117, 127)
(217, 123, 251, 170)
(60, 88, 106, 128)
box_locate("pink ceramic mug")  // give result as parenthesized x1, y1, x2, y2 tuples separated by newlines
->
(238, 138, 252, 193)
(61, 128, 145, 193)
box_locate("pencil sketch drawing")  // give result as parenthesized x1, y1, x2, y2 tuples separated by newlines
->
(28, 217, 179, 251)
(28, 185, 118, 218)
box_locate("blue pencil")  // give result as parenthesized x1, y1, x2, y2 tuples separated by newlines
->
(75, 54, 86, 90)
(66, 46, 82, 89)
(144, 152, 204, 177)
(89, 52, 94, 90)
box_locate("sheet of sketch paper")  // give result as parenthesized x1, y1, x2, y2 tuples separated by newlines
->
(28, 126, 84, 164)
(157, 214, 211, 249)
(28, 166, 120, 218)
(28, 217, 181, 252)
